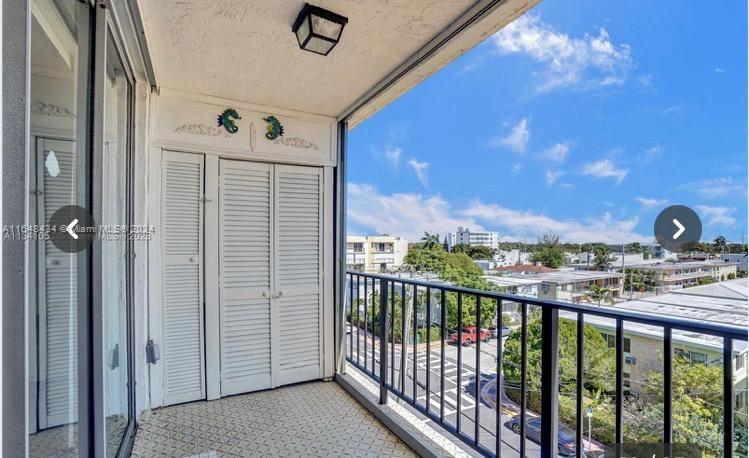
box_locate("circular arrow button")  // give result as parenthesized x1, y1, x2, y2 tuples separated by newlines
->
(654, 205, 702, 253)
(49, 205, 97, 253)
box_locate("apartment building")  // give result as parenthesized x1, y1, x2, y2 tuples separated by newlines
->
(346, 235, 408, 273)
(447, 226, 499, 251)
(581, 279, 748, 408)
(722, 253, 749, 272)
(534, 270, 625, 304)
(636, 261, 739, 290)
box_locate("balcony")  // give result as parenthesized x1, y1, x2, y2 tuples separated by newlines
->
(344, 271, 748, 457)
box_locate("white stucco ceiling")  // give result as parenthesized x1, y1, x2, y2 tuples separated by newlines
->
(138, 0, 477, 117)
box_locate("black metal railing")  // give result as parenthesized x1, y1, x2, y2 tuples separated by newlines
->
(344, 270, 747, 458)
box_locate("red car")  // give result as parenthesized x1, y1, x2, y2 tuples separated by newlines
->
(449, 326, 491, 346)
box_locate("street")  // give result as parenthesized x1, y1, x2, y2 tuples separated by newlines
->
(347, 329, 544, 456)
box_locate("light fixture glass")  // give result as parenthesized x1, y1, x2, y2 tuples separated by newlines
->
(292, 3, 348, 56)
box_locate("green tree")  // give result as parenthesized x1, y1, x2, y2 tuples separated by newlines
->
(583, 284, 614, 305)
(713, 235, 727, 253)
(642, 357, 727, 456)
(592, 244, 615, 271)
(503, 318, 615, 413)
(420, 232, 440, 249)
(530, 232, 564, 268)
(442, 236, 449, 252)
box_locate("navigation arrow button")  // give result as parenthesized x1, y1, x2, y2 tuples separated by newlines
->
(672, 218, 685, 240)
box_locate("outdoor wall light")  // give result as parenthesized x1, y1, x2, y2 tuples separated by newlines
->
(292, 3, 348, 56)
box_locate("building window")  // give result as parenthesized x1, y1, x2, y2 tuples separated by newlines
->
(690, 351, 707, 365)
(735, 354, 745, 370)
(601, 333, 631, 353)
(353, 243, 363, 253)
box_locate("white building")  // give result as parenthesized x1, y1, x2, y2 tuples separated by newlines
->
(346, 235, 408, 273)
(447, 227, 499, 251)
(495, 249, 531, 266)
(721, 253, 748, 272)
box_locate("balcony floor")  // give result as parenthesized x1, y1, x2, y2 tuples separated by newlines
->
(131, 380, 415, 457)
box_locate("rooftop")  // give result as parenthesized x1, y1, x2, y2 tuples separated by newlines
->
(482, 275, 542, 288)
(577, 279, 749, 352)
(531, 269, 625, 284)
(492, 264, 557, 274)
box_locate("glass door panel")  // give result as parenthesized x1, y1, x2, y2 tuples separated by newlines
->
(28, 1, 88, 456)
(101, 30, 133, 457)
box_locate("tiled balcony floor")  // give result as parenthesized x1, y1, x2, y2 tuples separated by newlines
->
(131, 380, 416, 457)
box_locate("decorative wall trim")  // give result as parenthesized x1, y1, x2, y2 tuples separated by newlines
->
(32, 101, 76, 119)
(273, 136, 319, 150)
(174, 123, 230, 138)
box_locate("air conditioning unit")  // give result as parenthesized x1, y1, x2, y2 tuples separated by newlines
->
(625, 355, 637, 365)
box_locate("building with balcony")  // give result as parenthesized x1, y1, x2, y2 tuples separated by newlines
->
(532, 270, 626, 304)
(2, 1, 746, 457)
(722, 253, 749, 272)
(347, 235, 408, 273)
(447, 226, 500, 251)
(636, 261, 739, 290)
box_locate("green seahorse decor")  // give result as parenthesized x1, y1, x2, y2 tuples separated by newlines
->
(217, 108, 241, 134)
(263, 116, 284, 140)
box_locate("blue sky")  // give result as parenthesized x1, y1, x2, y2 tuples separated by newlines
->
(347, 0, 747, 245)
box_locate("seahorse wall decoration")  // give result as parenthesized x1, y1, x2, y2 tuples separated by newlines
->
(263, 116, 284, 140)
(217, 108, 241, 134)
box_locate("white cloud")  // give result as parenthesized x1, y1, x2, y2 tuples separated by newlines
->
(512, 163, 523, 174)
(462, 202, 647, 244)
(372, 145, 402, 170)
(696, 205, 736, 227)
(407, 159, 430, 187)
(545, 170, 564, 187)
(580, 159, 629, 184)
(492, 118, 530, 153)
(679, 177, 746, 200)
(347, 183, 648, 244)
(540, 142, 570, 163)
(492, 14, 633, 91)
(635, 197, 667, 207)
(383, 146, 402, 169)
(715, 67, 724, 73)
(346, 183, 479, 241)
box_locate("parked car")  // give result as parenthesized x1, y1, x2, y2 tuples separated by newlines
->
(489, 325, 512, 338)
(506, 415, 602, 457)
(463, 373, 494, 398)
(449, 326, 491, 345)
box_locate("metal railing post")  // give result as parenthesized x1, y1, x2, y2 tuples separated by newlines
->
(379, 279, 389, 405)
(540, 306, 560, 458)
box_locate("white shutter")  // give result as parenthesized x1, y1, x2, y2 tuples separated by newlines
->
(218, 160, 272, 395)
(273, 165, 323, 385)
(37, 138, 78, 428)
(161, 151, 205, 405)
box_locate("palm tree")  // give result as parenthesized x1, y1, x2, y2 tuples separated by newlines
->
(584, 284, 614, 306)
(420, 232, 440, 249)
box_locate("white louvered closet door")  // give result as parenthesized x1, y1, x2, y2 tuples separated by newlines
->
(37, 138, 78, 428)
(218, 160, 273, 395)
(273, 165, 323, 386)
(160, 151, 206, 405)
